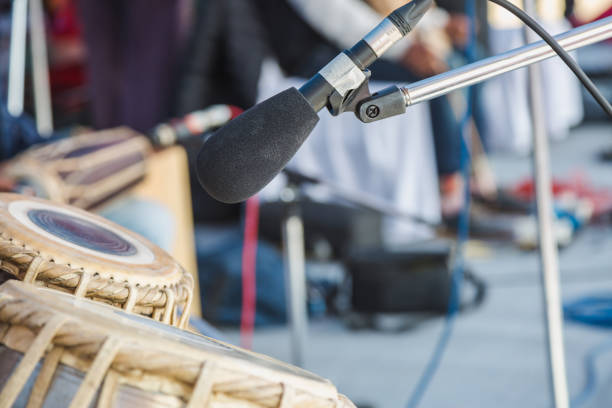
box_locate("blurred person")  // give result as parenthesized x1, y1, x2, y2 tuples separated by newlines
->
(175, 0, 269, 224)
(259, 0, 470, 218)
(173, 1, 295, 327)
(484, 0, 584, 153)
(174, 0, 469, 226)
(250, 0, 442, 245)
(175, 0, 267, 116)
(174, 0, 442, 323)
(77, 0, 185, 132)
(371, 0, 493, 203)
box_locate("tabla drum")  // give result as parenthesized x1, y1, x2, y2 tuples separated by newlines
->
(0, 193, 193, 328)
(0, 281, 355, 408)
(5, 127, 152, 210)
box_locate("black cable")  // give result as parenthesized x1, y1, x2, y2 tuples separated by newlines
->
(488, 0, 612, 118)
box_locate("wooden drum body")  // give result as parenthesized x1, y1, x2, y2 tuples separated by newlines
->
(0, 193, 193, 327)
(0, 281, 355, 408)
(6, 128, 151, 210)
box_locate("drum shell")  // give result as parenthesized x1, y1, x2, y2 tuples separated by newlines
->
(0, 281, 355, 408)
(0, 345, 185, 408)
(7, 127, 152, 210)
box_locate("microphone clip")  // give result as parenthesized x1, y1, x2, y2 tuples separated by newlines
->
(327, 70, 372, 116)
(326, 71, 407, 124)
(354, 85, 407, 123)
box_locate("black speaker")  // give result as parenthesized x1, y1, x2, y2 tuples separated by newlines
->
(346, 240, 452, 314)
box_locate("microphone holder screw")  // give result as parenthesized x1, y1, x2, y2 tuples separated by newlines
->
(355, 85, 407, 123)
(366, 105, 380, 118)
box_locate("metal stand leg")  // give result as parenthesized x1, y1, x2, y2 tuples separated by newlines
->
(29, 0, 53, 136)
(281, 186, 308, 367)
(524, 1, 570, 406)
(8, 0, 28, 117)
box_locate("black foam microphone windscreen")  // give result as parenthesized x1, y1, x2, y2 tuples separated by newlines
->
(196, 88, 320, 203)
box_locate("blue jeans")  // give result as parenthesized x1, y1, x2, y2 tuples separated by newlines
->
(99, 197, 175, 251)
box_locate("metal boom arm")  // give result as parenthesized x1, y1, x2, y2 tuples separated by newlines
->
(401, 16, 612, 106)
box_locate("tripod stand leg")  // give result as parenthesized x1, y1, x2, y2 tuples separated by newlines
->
(29, 0, 53, 136)
(8, 0, 28, 117)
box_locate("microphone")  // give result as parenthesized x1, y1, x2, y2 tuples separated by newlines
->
(197, 0, 433, 204)
(149, 105, 243, 147)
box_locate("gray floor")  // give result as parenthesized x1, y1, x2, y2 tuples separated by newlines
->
(221, 123, 612, 408)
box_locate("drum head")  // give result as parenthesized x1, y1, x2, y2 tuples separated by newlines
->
(0, 193, 183, 285)
(0, 194, 193, 325)
(0, 281, 355, 408)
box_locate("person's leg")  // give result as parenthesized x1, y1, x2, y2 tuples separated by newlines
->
(470, 81, 490, 150)
(428, 96, 465, 218)
(428, 96, 462, 175)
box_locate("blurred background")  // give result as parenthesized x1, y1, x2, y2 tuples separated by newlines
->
(0, 0, 611, 406)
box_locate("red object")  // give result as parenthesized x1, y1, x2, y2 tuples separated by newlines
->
(511, 173, 612, 218)
(47, 0, 82, 38)
(229, 105, 245, 119)
(241, 196, 260, 350)
(46, 0, 88, 114)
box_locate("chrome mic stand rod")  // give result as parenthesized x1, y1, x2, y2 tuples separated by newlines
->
(522, 0, 569, 406)
(401, 16, 612, 106)
(281, 184, 308, 367)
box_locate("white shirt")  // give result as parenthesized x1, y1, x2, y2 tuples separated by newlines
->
(286, 0, 449, 60)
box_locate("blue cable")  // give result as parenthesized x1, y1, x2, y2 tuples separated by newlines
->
(405, 2, 476, 407)
(571, 338, 612, 407)
(565, 296, 612, 329)
(564, 295, 612, 407)
(405, 134, 471, 408)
